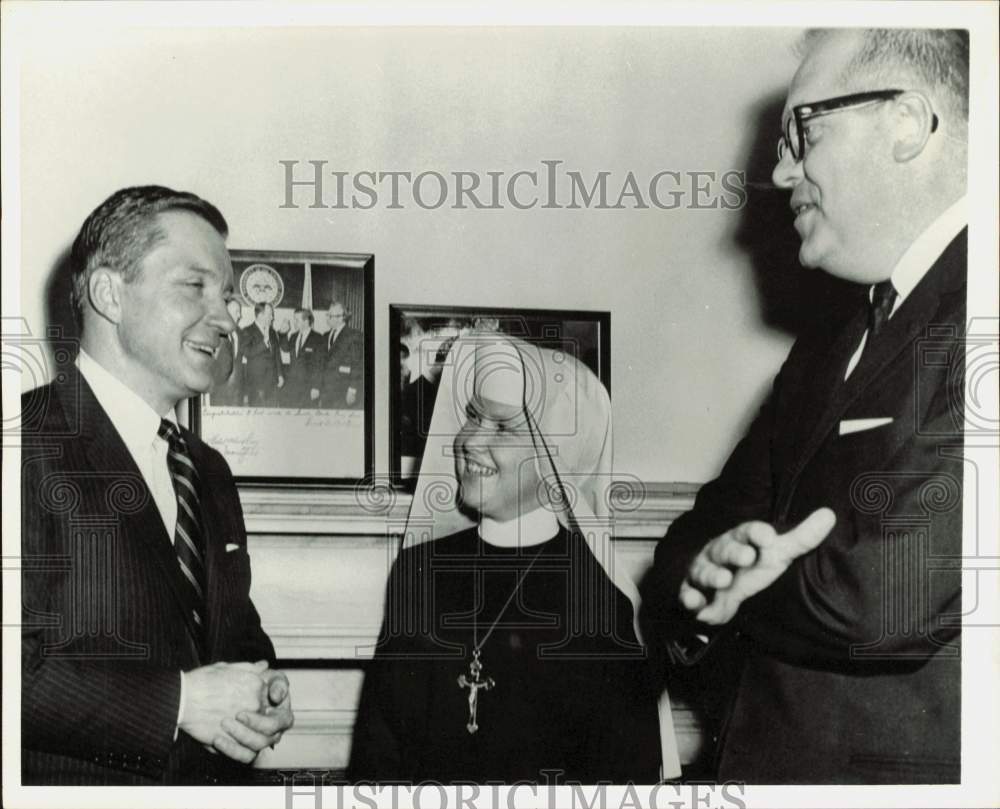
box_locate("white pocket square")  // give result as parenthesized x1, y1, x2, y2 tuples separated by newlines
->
(225, 543, 241, 552)
(839, 417, 893, 436)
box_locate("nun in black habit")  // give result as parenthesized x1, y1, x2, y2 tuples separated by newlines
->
(349, 334, 680, 784)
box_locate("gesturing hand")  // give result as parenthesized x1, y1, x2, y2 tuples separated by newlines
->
(217, 666, 294, 762)
(679, 507, 836, 625)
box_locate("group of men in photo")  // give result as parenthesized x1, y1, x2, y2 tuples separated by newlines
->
(211, 299, 363, 409)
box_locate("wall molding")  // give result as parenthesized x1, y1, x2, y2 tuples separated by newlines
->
(240, 481, 699, 538)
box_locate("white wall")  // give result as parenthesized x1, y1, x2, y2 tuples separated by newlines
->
(15, 25, 803, 484)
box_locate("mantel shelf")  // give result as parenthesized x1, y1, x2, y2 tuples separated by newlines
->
(238, 481, 699, 537)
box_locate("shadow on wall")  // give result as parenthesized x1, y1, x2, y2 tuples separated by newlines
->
(647, 93, 867, 780)
(735, 93, 863, 338)
(41, 246, 81, 379)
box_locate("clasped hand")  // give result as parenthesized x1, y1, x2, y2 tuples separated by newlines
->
(179, 660, 294, 763)
(679, 507, 836, 625)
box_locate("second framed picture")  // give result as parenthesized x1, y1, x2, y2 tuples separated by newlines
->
(389, 304, 610, 485)
(190, 249, 374, 486)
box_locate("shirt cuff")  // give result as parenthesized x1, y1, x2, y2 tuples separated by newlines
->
(174, 670, 187, 741)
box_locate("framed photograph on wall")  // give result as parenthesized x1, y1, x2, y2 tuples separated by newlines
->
(389, 304, 610, 486)
(190, 250, 374, 486)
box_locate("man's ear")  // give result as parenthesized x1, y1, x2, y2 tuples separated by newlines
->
(88, 267, 124, 324)
(892, 91, 938, 163)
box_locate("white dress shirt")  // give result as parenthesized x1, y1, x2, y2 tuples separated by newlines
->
(77, 349, 178, 536)
(845, 195, 967, 379)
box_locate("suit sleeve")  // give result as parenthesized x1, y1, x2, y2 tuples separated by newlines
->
(271, 330, 283, 380)
(21, 445, 181, 769)
(646, 316, 963, 668)
(202, 445, 276, 665)
(739, 368, 963, 665)
(347, 330, 363, 392)
(307, 334, 324, 393)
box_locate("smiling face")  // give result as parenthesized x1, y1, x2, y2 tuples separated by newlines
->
(772, 32, 902, 283)
(327, 304, 346, 332)
(454, 394, 543, 523)
(114, 210, 236, 413)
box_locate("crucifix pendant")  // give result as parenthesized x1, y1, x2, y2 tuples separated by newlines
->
(456, 648, 495, 734)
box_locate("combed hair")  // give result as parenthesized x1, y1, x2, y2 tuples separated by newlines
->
(295, 307, 315, 326)
(70, 185, 228, 325)
(328, 301, 350, 320)
(802, 28, 969, 121)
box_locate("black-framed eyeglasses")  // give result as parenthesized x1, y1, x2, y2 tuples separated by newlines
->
(776, 89, 939, 163)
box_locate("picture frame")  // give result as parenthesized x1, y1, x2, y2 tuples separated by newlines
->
(389, 304, 611, 486)
(189, 249, 374, 487)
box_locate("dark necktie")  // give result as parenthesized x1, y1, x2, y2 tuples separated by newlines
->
(868, 280, 898, 341)
(158, 419, 207, 640)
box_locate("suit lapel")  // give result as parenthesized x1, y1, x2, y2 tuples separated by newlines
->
(786, 230, 967, 489)
(60, 367, 206, 654)
(789, 304, 868, 458)
(193, 442, 224, 656)
(184, 432, 237, 658)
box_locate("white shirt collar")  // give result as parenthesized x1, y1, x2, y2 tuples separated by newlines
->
(886, 195, 967, 311)
(77, 349, 175, 450)
(479, 507, 559, 548)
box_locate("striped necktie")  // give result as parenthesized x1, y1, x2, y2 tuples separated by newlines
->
(158, 419, 207, 640)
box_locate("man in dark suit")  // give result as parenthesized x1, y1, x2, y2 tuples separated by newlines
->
(209, 298, 246, 406)
(644, 29, 967, 784)
(241, 302, 283, 407)
(21, 185, 294, 784)
(283, 308, 325, 408)
(321, 301, 363, 410)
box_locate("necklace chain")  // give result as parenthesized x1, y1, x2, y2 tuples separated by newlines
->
(458, 540, 549, 735)
(472, 541, 547, 654)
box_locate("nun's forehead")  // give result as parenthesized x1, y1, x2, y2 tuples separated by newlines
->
(466, 393, 525, 423)
(472, 340, 526, 407)
(450, 336, 583, 434)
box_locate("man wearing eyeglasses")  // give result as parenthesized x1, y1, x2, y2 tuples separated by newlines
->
(645, 29, 967, 784)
